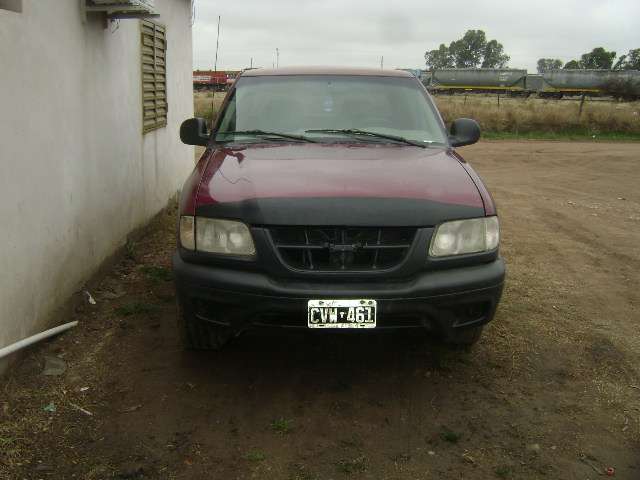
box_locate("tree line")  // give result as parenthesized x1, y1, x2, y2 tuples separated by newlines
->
(538, 48, 640, 72)
(425, 30, 639, 72)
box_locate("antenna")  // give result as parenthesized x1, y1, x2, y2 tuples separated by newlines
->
(214, 15, 221, 72)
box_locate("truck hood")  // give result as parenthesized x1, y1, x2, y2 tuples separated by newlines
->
(195, 144, 485, 226)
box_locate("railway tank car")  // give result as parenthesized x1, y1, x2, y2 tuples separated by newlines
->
(422, 69, 528, 94)
(537, 69, 640, 98)
(422, 68, 639, 99)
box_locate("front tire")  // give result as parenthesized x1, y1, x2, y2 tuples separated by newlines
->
(177, 301, 232, 350)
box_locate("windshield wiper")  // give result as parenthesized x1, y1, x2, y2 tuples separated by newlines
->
(217, 130, 316, 143)
(305, 129, 428, 148)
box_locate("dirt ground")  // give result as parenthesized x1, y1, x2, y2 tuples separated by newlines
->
(1, 141, 639, 480)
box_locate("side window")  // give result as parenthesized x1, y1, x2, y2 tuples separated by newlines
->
(141, 20, 167, 133)
(0, 0, 22, 12)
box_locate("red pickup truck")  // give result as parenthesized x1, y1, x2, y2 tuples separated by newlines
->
(174, 67, 505, 349)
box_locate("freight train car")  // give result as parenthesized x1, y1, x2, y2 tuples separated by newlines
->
(422, 69, 528, 95)
(422, 68, 640, 99)
(536, 69, 640, 99)
(193, 70, 240, 91)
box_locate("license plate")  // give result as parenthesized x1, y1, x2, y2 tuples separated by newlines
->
(307, 299, 377, 328)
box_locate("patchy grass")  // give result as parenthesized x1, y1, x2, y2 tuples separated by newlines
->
(495, 465, 513, 478)
(124, 239, 137, 261)
(440, 428, 461, 444)
(270, 417, 293, 434)
(289, 463, 317, 480)
(0, 433, 22, 469)
(336, 456, 367, 474)
(114, 302, 158, 317)
(244, 450, 266, 462)
(482, 130, 640, 142)
(435, 95, 640, 138)
(140, 265, 173, 283)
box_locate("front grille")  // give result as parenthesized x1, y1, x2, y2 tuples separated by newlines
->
(269, 226, 416, 271)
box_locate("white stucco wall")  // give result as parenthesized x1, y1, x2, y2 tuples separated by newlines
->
(0, 0, 193, 371)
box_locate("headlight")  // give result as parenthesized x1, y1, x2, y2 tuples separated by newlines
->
(179, 216, 256, 257)
(429, 216, 499, 257)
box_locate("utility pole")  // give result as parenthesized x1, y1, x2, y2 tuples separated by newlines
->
(276, 48, 280, 68)
(214, 15, 221, 72)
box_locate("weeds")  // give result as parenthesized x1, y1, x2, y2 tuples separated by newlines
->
(244, 450, 266, 462)
(141, 265, 173, 283)
(194, 91, 226, 124)
(270, 417, 293, 434)
(435, 96, 640, 137)
(289, 463, 316, 480)
(124, 239, 137, 261)
(115, 302, 157, 316)
(0, 434, 21, 468)
(495, 465, 513, 478)
(336, 456, 367, 474)
(440, 428, 461, 444)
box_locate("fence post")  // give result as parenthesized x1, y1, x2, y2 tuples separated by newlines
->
(497, 94, 500, 107)
(578, 94, 586, 118)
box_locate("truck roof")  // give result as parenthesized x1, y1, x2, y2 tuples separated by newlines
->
(241, 66, 414, 77)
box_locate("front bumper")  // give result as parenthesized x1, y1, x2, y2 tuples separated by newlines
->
(173, 253, 505, 334)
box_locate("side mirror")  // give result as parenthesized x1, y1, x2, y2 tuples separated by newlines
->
(449, 118, 481, 147)
(180, 117, 210, 146)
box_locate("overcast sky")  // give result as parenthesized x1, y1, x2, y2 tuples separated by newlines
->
(192, 0, 639, 72)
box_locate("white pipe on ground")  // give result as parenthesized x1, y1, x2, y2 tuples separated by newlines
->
(0, 321, 79, 359)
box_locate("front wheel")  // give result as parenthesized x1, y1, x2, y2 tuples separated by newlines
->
(445, 325, 484, 347)
(177, 301, 232, 350)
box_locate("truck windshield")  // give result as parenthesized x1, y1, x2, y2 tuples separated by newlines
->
(215, 75, 447, 146)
